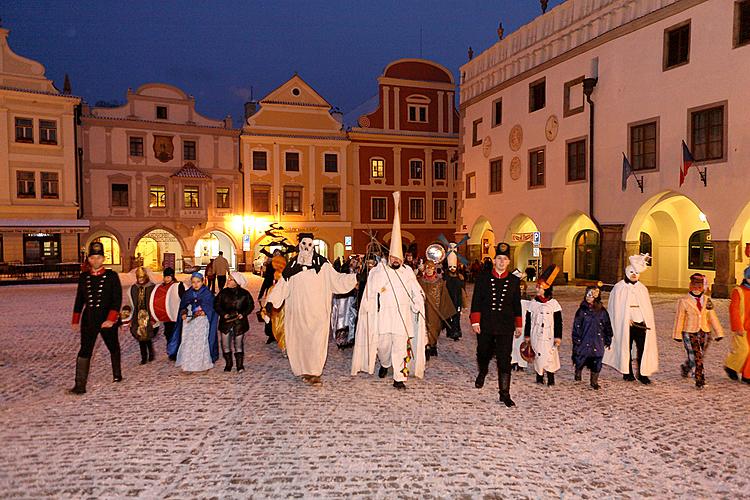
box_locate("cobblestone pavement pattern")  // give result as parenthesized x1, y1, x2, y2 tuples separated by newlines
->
(0, 274, 748, 498)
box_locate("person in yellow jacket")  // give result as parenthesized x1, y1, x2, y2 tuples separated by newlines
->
(725, 265, 750, 383)
(672, 273, 723, 388)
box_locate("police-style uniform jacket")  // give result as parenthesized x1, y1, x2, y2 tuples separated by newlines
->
(470, 270, 523, 335)
(72, 267, 122, 328)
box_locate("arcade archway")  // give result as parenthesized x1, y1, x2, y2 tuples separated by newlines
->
(552, 212, 598, 283)
(86, 230, 122, 271)
(503, 214, 540, 276)
(730, 201, 750, 285)
(195, 230, 237, 270)
(134, 229, 183, 272)
(468, 216, 495, 262)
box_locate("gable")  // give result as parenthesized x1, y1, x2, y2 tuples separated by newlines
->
(260, 74, 331, 108)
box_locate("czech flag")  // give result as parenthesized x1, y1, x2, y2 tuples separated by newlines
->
(622, 153, 633, 191)
(680, 140, 694, 187)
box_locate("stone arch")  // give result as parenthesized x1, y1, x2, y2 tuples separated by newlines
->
(468, 215, 495, 262)
(729, 200, 750, 284)
(133, 226, 188, 272)
(502, 214, 540, 274)
(551, 211, 598, 282)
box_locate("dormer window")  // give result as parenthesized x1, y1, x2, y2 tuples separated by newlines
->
(156, 106, 168, 120)
(406, 95, 430, 123)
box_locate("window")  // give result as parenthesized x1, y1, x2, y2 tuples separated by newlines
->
(564, 77, 585, 117)
(735, 0, 750, 47)
(465, 172, 476, 199)
(529, 148, 545, 188)
(409, 160, 423, 180)
(15, 118, 33, 143)
(216, 187, 230, 209)
(183, 186, 199, 208)
(492, 98, 503, 127)
(453, 162, 459, 181)
(371, 158, 385, 178)
(529, 78, 546, 112)
(324, 153, 338, 173)
(323, 189, 340, 214)
(129, 137, 144, 157)
(408, 104, 428, 123)
(23, 233, 61, 264)
(112, 183, 129, 207)
(41, 172, 59, 199)
(409, 198, 425, 220)
(16, 171, 35, 198)
(490, 159, 502, 193)
(689, 230, 714, 270)
(149, 185, 166, 208)
(371, 197, 387, 220)
(567, 139, 587, 181)
(156, 106, 168, 119)
(183, 140, 196, 161)
(252, 187, 270, 213)
(39, 120, 57, 145)
(285, 152, 300, 172)
(284, 188, 302, 213)
(433, 199, 447, 221)
(664, 21, 691, 70)
(575, 230, 600, 280)
(639, 232, 653, 264)
(433, 161, 447, 181)
(691, 105, 725, 161)
(472, 119, 482, 146)
(252, 151, 267, 170)
(630, 121, 658, 171)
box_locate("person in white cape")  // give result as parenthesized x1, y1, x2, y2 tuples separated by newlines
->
(603, 254, 658, 384)
(351, 191, 427, 389)
(523, 265, 563, 386)
(268, 233, 357, 386)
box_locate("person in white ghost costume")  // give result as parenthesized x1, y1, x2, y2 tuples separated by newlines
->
(603, 254, 659, 384)
(523, 265, 563, 386)
(351, 191, 427, 389)
(268, 233, 357, 386)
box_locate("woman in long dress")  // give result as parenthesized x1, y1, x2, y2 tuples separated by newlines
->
(167, 273, 219, 372)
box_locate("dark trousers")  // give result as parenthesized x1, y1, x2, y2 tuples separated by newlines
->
(628, 324, 647, 376)
(207, 276, 216, 292)
(78, 320, 121, 379)
(447, 314, 462, 340)
(476, 332, 513, 375)
(138, 340, 154, 361)
(217, 275, 227, 291)
(163, 321, 176, 345)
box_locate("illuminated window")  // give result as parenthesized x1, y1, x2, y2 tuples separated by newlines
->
(371, 158, 385, 178)
(216, 187, 230, 209)
(149, 185, 166, 208)
(183, 186, 199, 208)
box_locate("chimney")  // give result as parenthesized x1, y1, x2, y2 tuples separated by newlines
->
(224, 115, 233, 128)
(244, 101, 257, 120)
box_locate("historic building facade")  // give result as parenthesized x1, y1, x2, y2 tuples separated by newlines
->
(458, 0, 750, 297)
(80, 83, 241, 272)
(349, 58, 460, 257)
(240, 74, 351, 261)
(0, 28, 83, 265)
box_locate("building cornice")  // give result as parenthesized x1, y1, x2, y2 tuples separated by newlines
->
(81, 115, 240, 136)
(377, 77, 456, 92)
(0, 86, 81, 102)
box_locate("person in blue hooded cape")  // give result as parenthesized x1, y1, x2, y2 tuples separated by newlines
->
(167, 272, 219, 371)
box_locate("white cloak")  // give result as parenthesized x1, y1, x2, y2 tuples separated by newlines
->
(527, 299, 562, 375)
(268, 262, 356, 376)
(511, 300, 531, 368)
(351, 262, 427, 379)
(603, 280, 659, 376)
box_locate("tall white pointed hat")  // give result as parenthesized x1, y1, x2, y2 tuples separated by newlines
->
(628, 253, 651, 273)
(389, 191, 404, 260)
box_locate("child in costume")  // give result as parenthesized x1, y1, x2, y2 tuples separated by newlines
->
(571, 285, 612, 390)
(524, 265, 562, 386)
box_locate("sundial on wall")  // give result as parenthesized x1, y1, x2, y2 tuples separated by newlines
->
(482, 136, 492, 158)
(509, 125, 523, 152)
(510, 156, 522, 180)
(545, 114, 559, 142)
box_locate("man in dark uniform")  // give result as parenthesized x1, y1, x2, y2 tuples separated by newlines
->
(470, 242, 523, 407)
(69, 241, 123, 394)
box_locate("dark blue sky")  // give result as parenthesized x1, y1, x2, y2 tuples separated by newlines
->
(4, 0, 563, 124)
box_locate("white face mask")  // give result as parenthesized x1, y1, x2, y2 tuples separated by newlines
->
(298, 238, 314, 266)
(625, 265, 639, 282)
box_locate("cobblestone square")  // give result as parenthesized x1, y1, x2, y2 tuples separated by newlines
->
(1, 275, 748, 498)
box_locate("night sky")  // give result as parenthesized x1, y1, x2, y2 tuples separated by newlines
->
(4, 0, 563, 124)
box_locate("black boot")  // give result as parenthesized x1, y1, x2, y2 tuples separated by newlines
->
(574, 367, 582, 381)
(590, 370, 601, 390)
(147, 341, 155, 362)
(425, 345, 431, 361)
(536, 373, 545, 385)
(235, 352, 244, 373)
(498, 372, 515, 407)
(68, 357, 90, 394)
(111, 351, 122, 382)
(378, 366, 388, 378)
(430, 345, 438, 357)
(724, 367, 739, 380)
(475, 366, 488, 389)
(547, 372, 555, 386)
(223, 353, 233, 372)
(139, 342, 148, 365)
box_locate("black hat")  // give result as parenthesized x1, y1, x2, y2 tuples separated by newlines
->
(297, 232, 314, 242)
(88, 241, 105, 256)
(495, 242, 511, 257)
(163, 267, 175, 278)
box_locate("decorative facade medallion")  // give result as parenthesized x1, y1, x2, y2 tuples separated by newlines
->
(509, 125, 523, 151)
(153, 135, 174, 163)
(482, 136, 492, 158)
(545, 115, 559, 142)
(510, 156, 521, 180)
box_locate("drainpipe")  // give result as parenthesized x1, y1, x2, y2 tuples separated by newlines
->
(74, 103, 84, 262)
(583, 58, 604, 279)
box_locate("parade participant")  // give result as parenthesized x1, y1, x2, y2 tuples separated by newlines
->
(123, 267, 157, 365)
(470, 242, 523, 407)
(352, 192, 427, 389)
(524, 266, 562, 386)
(69, 241, 123, 394)
(572, 285, 613, 390)
(151, 267, 185, 359)
(205, 259, 216, 293)
(214, 272, 255, 372)
(168, 273, 219, 372)
(419, 258, 456, 358)
(268, 233, 357, 386)
(444, 259, 466, 341)
(604, 254, 658, 384)
(213, 251, 230, 291)
(672, 273, 724, 388)
(258, 249, 282, 302)
(330, 257, 359, 349)
(725, 265, 750, 382)
(262, 255, 288, 352)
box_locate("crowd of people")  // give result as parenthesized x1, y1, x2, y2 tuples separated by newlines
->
(68, 193, 750, 406)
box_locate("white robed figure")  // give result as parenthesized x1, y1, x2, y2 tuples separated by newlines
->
(527, 299, 562, 376)
(512, 300, 531, 368)
(603, 254, 659, 381)
(351, 191, 427, 388)
(268, 233, 357, 385)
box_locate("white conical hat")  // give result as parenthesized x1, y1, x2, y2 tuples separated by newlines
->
(389, 191, 403, 260)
